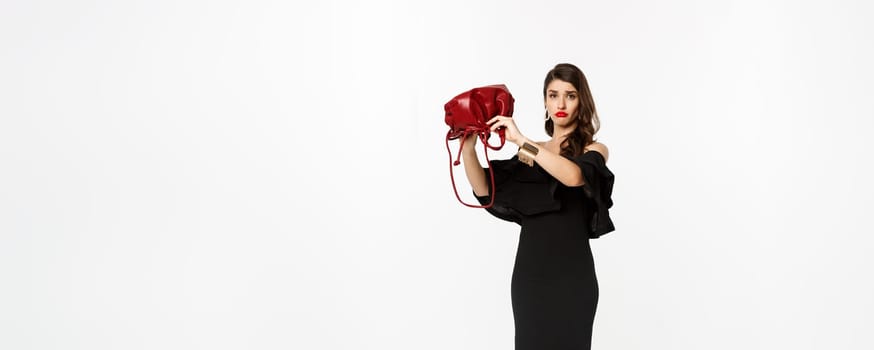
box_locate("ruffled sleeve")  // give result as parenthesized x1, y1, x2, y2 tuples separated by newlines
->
(572, 151, 616, 238)
(474, 156, 561, 224)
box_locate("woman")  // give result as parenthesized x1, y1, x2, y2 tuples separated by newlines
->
(460, 63, 615, 349)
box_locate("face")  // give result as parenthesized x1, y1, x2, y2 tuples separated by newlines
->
(545, 79, 580, 127)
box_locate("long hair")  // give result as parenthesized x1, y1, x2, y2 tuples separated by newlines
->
(543, 63, 600, 157)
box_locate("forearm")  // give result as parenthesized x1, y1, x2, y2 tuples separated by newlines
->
(516, 137, 584, 187)
(461, 138, 490, 196)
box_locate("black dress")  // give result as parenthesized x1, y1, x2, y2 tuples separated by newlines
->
(475, 151, 615, 350)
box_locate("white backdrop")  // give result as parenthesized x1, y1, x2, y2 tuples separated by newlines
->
(2, 1, 874, 349)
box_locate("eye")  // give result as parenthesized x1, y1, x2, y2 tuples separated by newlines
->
(548, 93, 557, 99)
(568, 94, 577, 100)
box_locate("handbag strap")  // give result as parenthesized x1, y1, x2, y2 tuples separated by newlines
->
(446, 129, 498, 208)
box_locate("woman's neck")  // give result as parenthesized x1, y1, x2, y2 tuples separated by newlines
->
(550, 125, 575, 144)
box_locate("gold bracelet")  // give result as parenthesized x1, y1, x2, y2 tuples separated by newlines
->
(517, 148, 534, 166)
(517, 142, 539, 167)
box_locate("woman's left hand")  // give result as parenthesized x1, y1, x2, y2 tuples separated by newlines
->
(487, 115, 526, 146)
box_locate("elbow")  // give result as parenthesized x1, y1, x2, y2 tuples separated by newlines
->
(561, 173, 585, 187)
(551, 160, 586, 187)
(472, 186, 490, 197)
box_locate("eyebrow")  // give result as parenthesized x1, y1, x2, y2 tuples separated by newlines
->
(547, 90, 578, 94)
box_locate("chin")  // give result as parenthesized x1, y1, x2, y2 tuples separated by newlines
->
(554, 119, 578, 128)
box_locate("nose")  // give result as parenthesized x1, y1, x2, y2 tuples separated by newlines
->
(557, 96, 566, 109)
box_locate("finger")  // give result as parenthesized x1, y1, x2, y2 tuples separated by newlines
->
(494, 121, 511, 132)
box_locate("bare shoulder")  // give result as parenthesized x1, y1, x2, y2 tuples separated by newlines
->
(584, 142, 609, 162)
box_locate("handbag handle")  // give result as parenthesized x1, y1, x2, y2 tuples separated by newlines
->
(483, 128, 506, 151)
(446, 129, 497, 208)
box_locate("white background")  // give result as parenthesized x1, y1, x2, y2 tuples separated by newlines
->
(2, 0, 874, 349)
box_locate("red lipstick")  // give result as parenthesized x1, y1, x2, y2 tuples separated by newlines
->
(555, 111, 568, 118)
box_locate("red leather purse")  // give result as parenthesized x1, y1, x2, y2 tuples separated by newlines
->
(444, 84, 515, 208)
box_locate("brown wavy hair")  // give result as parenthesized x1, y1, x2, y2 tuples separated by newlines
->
(543, 63, 600, 157)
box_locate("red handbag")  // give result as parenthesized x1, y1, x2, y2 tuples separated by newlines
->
(444, 84, 515, 208)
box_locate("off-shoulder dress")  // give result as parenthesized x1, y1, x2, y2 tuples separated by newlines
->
(475, 150, 615, 350)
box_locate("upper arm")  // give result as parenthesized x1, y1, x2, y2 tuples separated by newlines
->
(585, 142, 609, 163)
